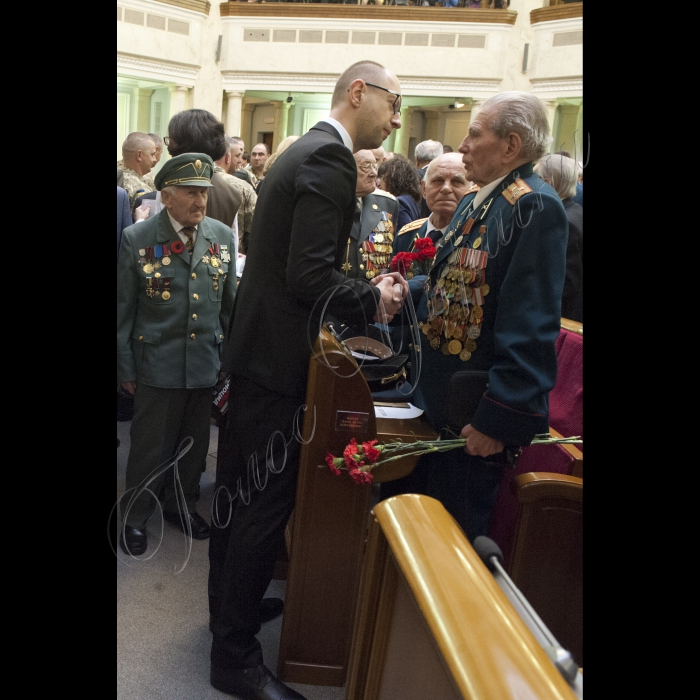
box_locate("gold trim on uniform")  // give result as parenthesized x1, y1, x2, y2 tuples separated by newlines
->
(500, 178, 533, 206)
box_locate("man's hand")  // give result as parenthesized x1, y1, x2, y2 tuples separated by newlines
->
(372, 272, 409, 301)
(461, 424, 504, 458)
(372, 276, 405, 323)
(133, 204, 151, 222)
(120, 381, 136, 395)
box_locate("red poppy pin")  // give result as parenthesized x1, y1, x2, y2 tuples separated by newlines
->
(171, 240, 185, 255)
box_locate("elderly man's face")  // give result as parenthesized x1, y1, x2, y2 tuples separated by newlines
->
(354, 150, 378, 197)
(161, 186, 209, 227)
(459, 107, 510, 187)
(423, 156, 470, 218)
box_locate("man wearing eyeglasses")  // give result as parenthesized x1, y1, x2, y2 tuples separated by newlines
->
(209, 61, 406, 700)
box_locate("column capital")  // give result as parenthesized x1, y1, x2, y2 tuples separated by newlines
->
(225, 90, 245, 100)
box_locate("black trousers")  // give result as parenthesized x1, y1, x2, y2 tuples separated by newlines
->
(379, 446, 507, 543)
(208, 376, 304, 669)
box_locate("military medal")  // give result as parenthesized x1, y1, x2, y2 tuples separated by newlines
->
(202, 254, 210, 264)
(143, 247, 154, 274)
(220, 245, 231, 263)
(162, 244, 171, 266)
(459, 349, 472, 362)
(213, 273, 220, 292)
(138, 248, 147, 266)
(153, 278, 161, 297)
(341, 238, 352, 273)
(161, 278, 171, 301)
(145, 277, 154, 298)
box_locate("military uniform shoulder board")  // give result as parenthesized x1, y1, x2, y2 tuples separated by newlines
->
(465, 184, 480, 195)
(397, 217, 428, 237)
(501, 178, 533, 206)
(373, 188, 396, 201)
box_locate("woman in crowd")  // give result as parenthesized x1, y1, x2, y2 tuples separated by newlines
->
(377, 153, 422, 232)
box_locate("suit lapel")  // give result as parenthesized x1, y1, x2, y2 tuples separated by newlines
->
(433, 194, 476, 268)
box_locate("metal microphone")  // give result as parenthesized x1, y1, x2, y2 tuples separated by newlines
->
(473, 536, 580, 687)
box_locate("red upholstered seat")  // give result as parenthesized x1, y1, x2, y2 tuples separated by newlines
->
(488, 325, 583, 568)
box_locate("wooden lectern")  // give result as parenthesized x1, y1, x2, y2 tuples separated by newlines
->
(276, 328, 437, 686)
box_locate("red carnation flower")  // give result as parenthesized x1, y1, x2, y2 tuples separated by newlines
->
(171, 240, 185, 255)
(325, 453, 343, 476)
(390, 252, 418, 276)
(362, 440, 381, 463)
(349, 467, 374, 485)
(343, 438, 359, 469)
(413, 238, 437, 261)
(413, 237, 433, 251)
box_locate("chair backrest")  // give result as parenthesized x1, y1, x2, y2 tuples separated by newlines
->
(509, 472, 584, 667)
(488, 321, 583, 566)
(346, 494, 580, 699)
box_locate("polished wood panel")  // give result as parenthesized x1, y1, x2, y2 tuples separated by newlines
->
(220, 2, 517, 24)
(347, 494, 579, 699)
(509, 472, 583, 666)
(277, 329, 437, 686)
(531, 3, 583, 23)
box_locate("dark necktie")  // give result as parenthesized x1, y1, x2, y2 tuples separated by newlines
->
(181, 226, 195, 252)
(428, 227, 443, 244)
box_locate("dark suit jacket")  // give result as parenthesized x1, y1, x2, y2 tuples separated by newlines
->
(117, 187, 132, 262)
(561, 197, 583, 323)
(222, 122, 381, 397)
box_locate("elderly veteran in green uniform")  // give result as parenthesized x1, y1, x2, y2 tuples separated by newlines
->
(340, 149, 399, 281)
(117, 153, 237, 556)
(381, 92, 568, 543)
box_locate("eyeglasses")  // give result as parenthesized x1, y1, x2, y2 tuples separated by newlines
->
(163, 136, 171, 146)
(358, 162, 378, 174)
(364, 82, 402, 115)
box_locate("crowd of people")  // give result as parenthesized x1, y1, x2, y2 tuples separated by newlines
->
(117, 59, 582, 700)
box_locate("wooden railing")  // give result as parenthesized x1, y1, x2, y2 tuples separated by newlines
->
(154, 0, 211, 15)
(220, 2, 518, 24)
(531, 2, 582, 23)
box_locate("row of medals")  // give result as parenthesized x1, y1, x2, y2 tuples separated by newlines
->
(420, 225, 489, 362)
(361, 217, 394, 279)
(138, 245, 229, 299)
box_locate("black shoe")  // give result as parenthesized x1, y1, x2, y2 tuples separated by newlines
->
(210, 664, 306, 700)
(119, 525, 147, 555)
(163, 511, 211, 539)
(209, 598, 284, 632)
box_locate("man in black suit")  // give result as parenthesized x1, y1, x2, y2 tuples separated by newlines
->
(208, 60, 406, 700)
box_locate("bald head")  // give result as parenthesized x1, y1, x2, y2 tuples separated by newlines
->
(331, 61, 390, 108)
(423, 153, 471, 228)
(354, 150, 378, 197)
(122, 132, 157, 175)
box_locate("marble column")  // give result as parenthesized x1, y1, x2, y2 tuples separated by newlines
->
(241, 102, 255, 150)
(225, 91, 244, 137)
(544, 99, 559, 145)
(272, 101, 291, 151)
(136, 88, 154, 133)
(393, 106, 413, 157)
(168, 85, 189, 119)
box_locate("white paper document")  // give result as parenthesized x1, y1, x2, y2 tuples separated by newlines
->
(373, 403, 424, 420)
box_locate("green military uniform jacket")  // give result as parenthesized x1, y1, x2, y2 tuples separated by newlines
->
(117, 209, 236, 389)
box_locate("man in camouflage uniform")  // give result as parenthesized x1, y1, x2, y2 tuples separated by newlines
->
(213, 137, 258, 254)
(119, 132, 158, 212)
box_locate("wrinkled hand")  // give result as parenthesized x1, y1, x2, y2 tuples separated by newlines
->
(461, 424, 504, 458)
(120, 381, 136, 396)
(372, 271, 409, 302)
(133, 204, 151, 222)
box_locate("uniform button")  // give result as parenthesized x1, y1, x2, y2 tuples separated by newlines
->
(191, 273, 197, 279)
(190, 333, 196, 340)
(193, 293, 199, 300)
(192, 314, 198, 320)
(220, 334, 224, 340)
(408, 343, 414, 349)
(406, 362, 412, 368)
(138, 335, 144, 341)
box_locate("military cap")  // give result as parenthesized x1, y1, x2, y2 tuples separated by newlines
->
(155, 152, 215, 190)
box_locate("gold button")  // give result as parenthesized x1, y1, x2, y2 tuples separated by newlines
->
(408, 343, 413, 349)
(190, 333, 196, 340)
(192, 314, 198, 320)
(220, 334, 224, 340)
(191, 273, 197, 279)
(193, 293, 199, 300)
(138, 335, 144, 341)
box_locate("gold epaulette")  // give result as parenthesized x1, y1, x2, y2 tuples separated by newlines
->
(465, 184, 480, 195)
(397, 217, 428, 236)
(501, 178, 533, 206)
(373, 188, 396, 201)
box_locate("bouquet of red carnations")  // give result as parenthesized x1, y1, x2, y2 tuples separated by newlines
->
(390, 237, 437, 279)
(325, 434, 582, 485)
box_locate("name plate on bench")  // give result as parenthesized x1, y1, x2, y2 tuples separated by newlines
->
(335, 410, 370, 433)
